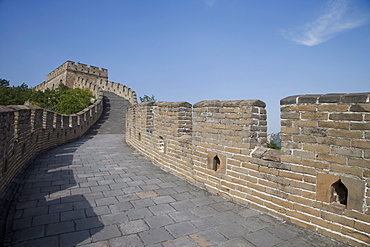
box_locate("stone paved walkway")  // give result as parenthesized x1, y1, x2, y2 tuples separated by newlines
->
(4, 93, 349, 247)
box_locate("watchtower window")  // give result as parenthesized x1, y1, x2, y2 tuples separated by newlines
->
(213, 155, 220, 171)
(331, 179, 348, 206)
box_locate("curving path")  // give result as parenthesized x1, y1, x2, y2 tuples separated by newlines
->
(4, 93, 349, 247)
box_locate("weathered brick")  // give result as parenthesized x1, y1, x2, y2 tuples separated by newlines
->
(302, 144, 330, 153)
(301, 112, 328, 120)
(330, 164, 363, 176)
(293, 120, 317, 127)
(293, 135, 317, 143)
(291, 105, 317, 112)
(280, 155, 301, 164)
(365, 149, 370, 159)
(348, 158, 369, 168)
(318, 121, 349, 130)
(342, 226, 370, 243)
(292, 150, 316, 159)
(351, 122, 370, 130)
(280, 112, 299, 120)
(350, 104, 370, 112)
(301, 159, 329, 170)
(317, 104, 348, 112)
(332, 147, 362, 158)
(330, 113, 363, 121)
(328, 130, 362, 139)
(316, 154, 346, 165)
(280, 120, 292, 127)
(317, 137, 351, 147)
(281, 126, 300, 134)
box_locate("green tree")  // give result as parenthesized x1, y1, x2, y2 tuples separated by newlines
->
(1, 80, 95, 115)
(267, 140, 281, 150)
(139, 95, 157, 102)
(55, 88, 94, 114)
(0, 79, 10, 86)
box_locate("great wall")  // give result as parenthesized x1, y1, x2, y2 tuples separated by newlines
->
(0, 61, 369, 246)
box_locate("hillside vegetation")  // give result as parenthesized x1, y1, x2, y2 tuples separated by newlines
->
(0, 79, 95, 115)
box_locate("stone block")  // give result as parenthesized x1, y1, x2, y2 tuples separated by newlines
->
(318, 121, 349, 130)
(328, 130, 362, 139)
(329, 113, 363, 121)
(318, 104, 349, 112)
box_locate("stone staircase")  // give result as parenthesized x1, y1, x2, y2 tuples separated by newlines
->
(87, 91, 131, 134)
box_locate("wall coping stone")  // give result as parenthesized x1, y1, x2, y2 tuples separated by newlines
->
(155, 101, 192, 107)
(281, 92, 370, 105)
(194, 99, 266, 108)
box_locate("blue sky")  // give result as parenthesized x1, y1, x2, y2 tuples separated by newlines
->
(0, 0, 369, 133)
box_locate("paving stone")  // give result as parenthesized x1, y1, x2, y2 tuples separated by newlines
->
(139, 228, 174, 245)
(170, 200, 196, 211)
(216, 223, 251, 239)
(101, 212, 128, 225)
(245, 229, 284, 247)
(119, 219, 149, 234)
(131, 198, 156, 208)
(60, 230, 91, 247)
(45, 221, 75, 236)
(61, 209, 86, 221)
(22, 206, 48, 217)
(95, 197, 119, 206)
(169, 209, 197, 222)
(126, 208, 153, 220)
(49, 202, 73, 213)
(145, 215, 175, 228)
(23, 236, 59, 247)
(190, 216, 220, 230)
(75, 216, 104, 231)
(109, 234, 144, 247)
(189, 229, 228, 246)
(152, 195, 176, 204)
(239, 215, 271, 232)
(12, 217, 32, 230)
(149, 204, 176, 215)
(91, 225, 121, 242)
(12, 225, 45, 242)
(32, 213, 60, 226)
(190, 205, 219, 217)
(162, 236, 199, 247)
(165, 221, 198, 238)
(219, 238, 255, 247)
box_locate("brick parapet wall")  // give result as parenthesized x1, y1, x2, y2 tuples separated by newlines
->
(126, 93, 370, 246)
(0, 79, 104, 195)
(279, 92, 370, 246)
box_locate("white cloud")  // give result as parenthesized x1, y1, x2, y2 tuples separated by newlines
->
(284, 0, 369, 46)
(204, 0, 217, 7)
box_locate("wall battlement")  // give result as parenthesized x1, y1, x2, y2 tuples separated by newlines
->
(126, 92, 370, 247)
(46, 61, 108, 82)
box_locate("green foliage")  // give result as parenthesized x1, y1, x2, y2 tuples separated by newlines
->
(139, 94, 157, 102)
(0, 79, 33, 105)
(55, 88, 94, 114)
(0, 79, 10, 86)
(0, 80, 95, 115)
(267, 140, 281, 150)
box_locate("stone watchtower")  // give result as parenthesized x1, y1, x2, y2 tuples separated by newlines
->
(35, 61, 108, 91)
